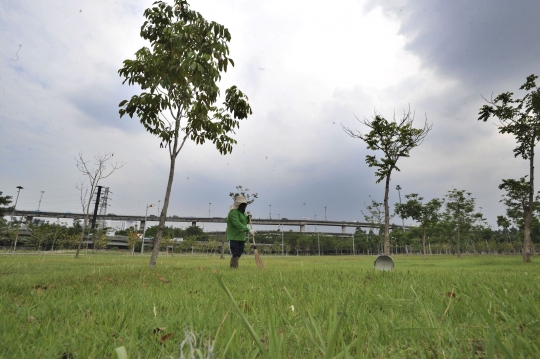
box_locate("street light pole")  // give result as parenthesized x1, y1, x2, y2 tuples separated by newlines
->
(279, 214, 284, 256)
(14, 186, 24, 211)
(141, 203, 155, 254)
(12, 186, 24, 254)
(38, 191, 45, 211)
(315, 214, 319, 255)
(396, 185, 405, 231)
(157, 200, 161, 216)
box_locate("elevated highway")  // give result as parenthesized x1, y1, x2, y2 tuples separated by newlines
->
(7, 210, 403, 233)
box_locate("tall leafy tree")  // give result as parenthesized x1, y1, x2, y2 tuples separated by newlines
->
(498, 177, 540, 246)
(126, 230, 140, 256)
(28, 222, 51, 252)
(445, 189, 481, 258)
(499, 177, 533, 227)
(342, 109, 432, 254)
(479, 74, 540, 262)
(119, 0, 252, 268)
(496, 215, 512, 242)
(395, 193, 443, 258)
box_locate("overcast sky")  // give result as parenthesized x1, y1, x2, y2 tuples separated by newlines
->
(1, 0, 539, 232)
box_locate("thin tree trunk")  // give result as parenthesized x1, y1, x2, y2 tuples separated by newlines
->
(457, 221, 461, 258)
(524, 144, 534, 262)
(51, 226, 59, 252)
(383, 173, 391, 254)
(422, 225, 427, 259)
(149, 154, 176, 267)
(75, 216, 89, 258)
(149, 113, 187, 267)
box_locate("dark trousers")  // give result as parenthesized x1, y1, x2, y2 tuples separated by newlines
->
(229, 240, 245, 258)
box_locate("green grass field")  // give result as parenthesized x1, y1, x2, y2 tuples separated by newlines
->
(1, 253, 539, 358)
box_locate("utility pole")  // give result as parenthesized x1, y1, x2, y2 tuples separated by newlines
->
(396, 185, 405, 231)
(141, 203, 155, 254)
(98, 187, 110, 228)
(324, 206, 327, 221)
(38, 191, 45, 211)
(269, 205, 272, 219)
(91, 186, 103, 229)
(209, 203, 211, 217)
(158, 200, 161, 216)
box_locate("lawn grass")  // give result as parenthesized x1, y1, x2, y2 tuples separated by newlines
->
(0, 253, 539, 358)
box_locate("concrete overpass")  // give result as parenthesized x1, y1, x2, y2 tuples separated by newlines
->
(9, 210, 400, 233)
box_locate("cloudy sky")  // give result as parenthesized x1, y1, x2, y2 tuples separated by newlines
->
(1, 0, 539, 232)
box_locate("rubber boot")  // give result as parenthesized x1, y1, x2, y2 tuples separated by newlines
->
(230, 257, 239, 269)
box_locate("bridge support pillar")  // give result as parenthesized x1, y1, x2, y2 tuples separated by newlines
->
(192, 221, 196, 227)
(26, 216, 34, 227)
(342, 225, 347, 234)
(300, 224, 305, 232)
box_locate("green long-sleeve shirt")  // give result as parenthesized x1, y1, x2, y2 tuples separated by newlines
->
(226, 209, 250, 241)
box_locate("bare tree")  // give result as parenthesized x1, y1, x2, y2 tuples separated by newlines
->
(74, 152, 123, 258)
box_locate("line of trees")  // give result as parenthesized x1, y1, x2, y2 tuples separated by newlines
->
(1, 217, 538, 256)
(0, 218, 85, 251)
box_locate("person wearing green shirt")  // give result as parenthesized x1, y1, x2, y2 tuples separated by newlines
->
(227, 195, 256, 268)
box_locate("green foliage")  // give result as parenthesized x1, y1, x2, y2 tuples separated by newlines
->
(93, 231, 109, 250)
(396, 193, 443, 256)
(228, 185, 258, 205)
(0, 191, 13, 218)
(445, 189, 479, 225)
(496, 215, 511, 230)
(126, 231, 140, 254)
(185, 225, 204, 237)
(343, 111, 431, 184)
(395, 193, 443, 226)
(498, 176, 540, 226)
(361, 197, 385, 234)
(479, 74, 540, 160)
(118, 0, 252, 155)
(28, 222, 51, 252)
